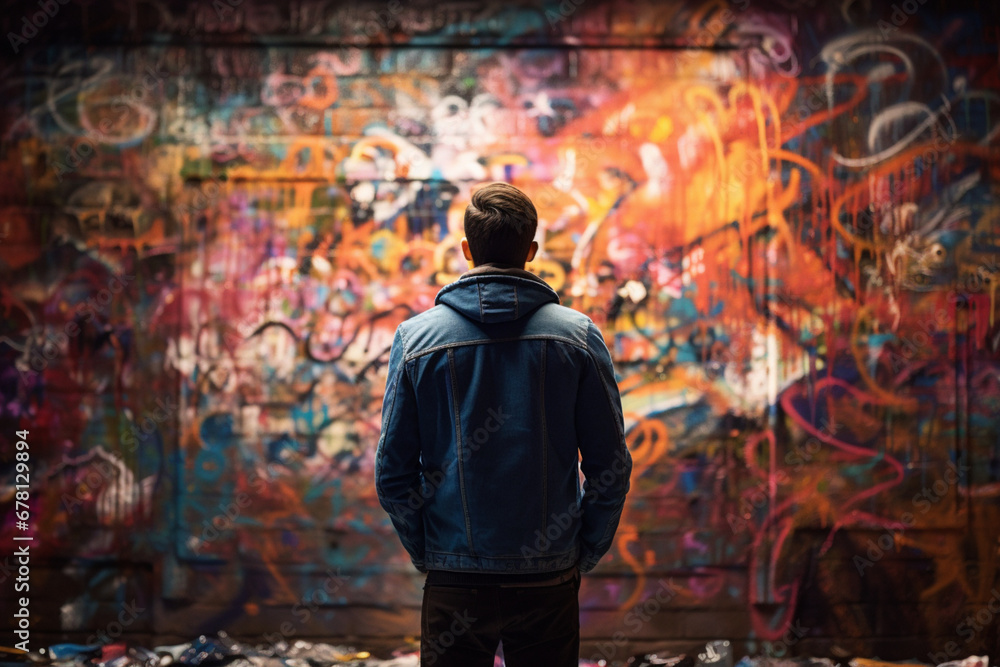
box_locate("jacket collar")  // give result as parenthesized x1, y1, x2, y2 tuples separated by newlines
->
(434, 263, 560, 323)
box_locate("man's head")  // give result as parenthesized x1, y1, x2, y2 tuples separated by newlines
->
(461, 182, 539, 268)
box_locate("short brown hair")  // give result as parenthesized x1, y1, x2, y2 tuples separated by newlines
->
(463, 182, 537, 266)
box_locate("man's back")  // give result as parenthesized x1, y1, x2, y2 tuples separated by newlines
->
(377, 264, 630, 575)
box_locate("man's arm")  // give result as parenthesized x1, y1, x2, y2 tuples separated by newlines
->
(374, 327, 426, 572)
(576, 321, 632, 573)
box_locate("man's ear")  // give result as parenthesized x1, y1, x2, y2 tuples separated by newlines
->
(461, 237, 473, 261)
(526, 241, 538, 263)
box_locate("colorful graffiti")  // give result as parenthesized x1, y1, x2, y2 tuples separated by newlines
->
(0, 0, 998, 658)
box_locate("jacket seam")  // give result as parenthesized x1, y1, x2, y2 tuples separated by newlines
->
(448, 348, 477, 557)
(588, 347, 626, 447)
(406, 335, 586, 361)
(476, 281, 484, 322)
(375, 332, 406, 504)
(585, 325, 626, 449)
(374, 348, 404, 503)
(397, 324, 409, 352)
(540, 339, 548, 534)
(582, 323, 629, 556)
(585, 353, 628, 502)
(425, 547, 579, 559)
(397, 327, 415, 386)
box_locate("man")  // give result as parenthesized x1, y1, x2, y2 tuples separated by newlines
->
(375, 182, 632, 666)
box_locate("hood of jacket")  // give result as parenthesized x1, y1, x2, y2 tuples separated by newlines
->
(435, 263, 560, 323)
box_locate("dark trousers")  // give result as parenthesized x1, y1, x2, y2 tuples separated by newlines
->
(420, 569, 581, 666)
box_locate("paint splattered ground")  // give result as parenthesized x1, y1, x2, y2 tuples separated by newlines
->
(0, 637, 988, 667)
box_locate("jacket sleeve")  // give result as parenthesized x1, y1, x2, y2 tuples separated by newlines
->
(576, 321, 632, 573)
(374, 327, 426, 572)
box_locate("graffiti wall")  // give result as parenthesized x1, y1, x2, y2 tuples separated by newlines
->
(1, 0, 998, 659)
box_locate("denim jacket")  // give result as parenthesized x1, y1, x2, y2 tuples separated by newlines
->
(375, 264, 631, 575)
